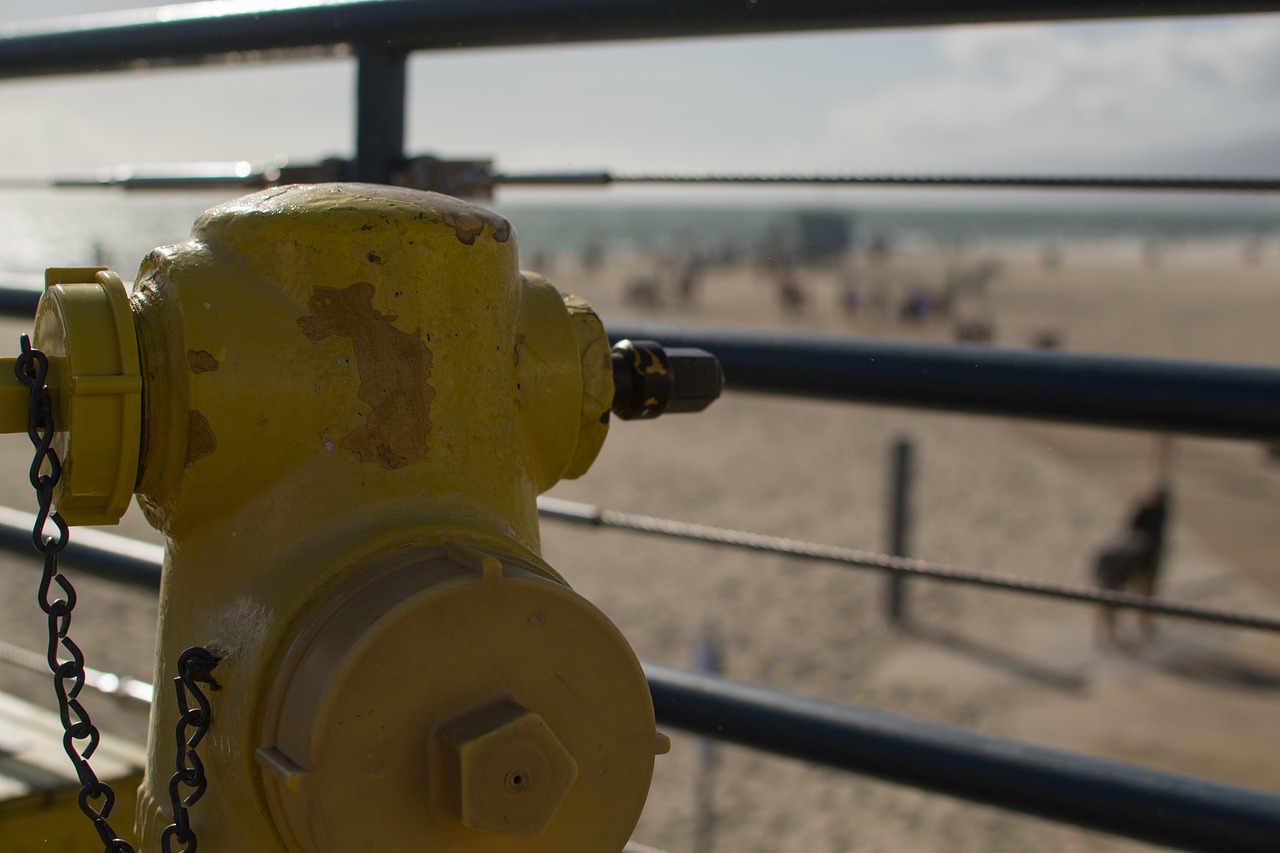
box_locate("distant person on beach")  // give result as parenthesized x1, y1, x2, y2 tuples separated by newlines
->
(898, 284, 938, 322)
(1142, 237, 1163, 270)
(839, 273, 861, 317)
(624, 276, 662, 308)
(1091, 439, 1174, 645)
(866, 234, 893, 317)
(775, 265, 806, 314)
(677, 252, 705, 308)
(580, 240, 604, 274)
(528, 250, 555, 274)
(1041, 243, 1063, 271)
(1241, 232, 1265, 266)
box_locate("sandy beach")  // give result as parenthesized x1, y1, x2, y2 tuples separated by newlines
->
(0, 233, 1278, 852)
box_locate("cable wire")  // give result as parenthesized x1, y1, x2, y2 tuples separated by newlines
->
(536, 497, 1280, 634)
(607, 173, 1280, 193)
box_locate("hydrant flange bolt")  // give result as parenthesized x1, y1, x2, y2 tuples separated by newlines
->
(610, 339, 723, 420)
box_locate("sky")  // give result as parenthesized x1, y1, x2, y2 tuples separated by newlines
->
(0, 2, 1278, 205)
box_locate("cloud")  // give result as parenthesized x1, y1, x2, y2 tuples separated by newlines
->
(0, 60, 354, 172)
(823, 18, 1280, 173)
(1, 11, 1277, 181)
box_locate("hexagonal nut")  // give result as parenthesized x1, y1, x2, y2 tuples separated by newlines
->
(664, 347, 724, 414)
(435, 698, 579, 838)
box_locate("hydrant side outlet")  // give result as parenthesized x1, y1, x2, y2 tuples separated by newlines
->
(257, 545, 657, 851)
(31, 268, 143, 526)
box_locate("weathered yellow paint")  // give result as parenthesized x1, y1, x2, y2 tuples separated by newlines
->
(90, 184, 656, 852)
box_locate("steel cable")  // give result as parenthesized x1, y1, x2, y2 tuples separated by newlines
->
(536, 497, 1280, 634)
(607, 173, 1280, 192)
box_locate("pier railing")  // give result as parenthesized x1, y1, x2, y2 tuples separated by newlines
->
(3, 2, 1280, 852)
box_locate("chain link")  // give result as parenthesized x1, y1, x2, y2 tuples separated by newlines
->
(15, 335, 136, 853)
(161, 647, 219, 853)
(16, 335, 219, 852)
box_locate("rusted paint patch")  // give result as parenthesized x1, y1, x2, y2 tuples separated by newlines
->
(186, 410, 217, 467)
(188, 349, 220, 374)
(441, 210, 512, 245)
(297, 281, 435, 469)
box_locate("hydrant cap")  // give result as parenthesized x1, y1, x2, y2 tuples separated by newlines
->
(258, 544, 662, 853)
(32, 269, 142, 525)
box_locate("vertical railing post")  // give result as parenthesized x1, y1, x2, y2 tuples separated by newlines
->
(886, 436, 914, 624)
(354, 42, 408, 185)
(692, 619, 723, 852)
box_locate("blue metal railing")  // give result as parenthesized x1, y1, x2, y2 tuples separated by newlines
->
(2, 287, 1278, 442)
(645, 663, 1280, 853)
(7, 1, 1278, 78)
(607, 322, 1280, 442)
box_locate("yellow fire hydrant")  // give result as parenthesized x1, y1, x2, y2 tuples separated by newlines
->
(4, 184, 721, 851)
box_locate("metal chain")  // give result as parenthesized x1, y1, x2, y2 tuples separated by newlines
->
(161, 647, 219, 853)
(15, 335, 135, 853)
(16, 335, 219, 852)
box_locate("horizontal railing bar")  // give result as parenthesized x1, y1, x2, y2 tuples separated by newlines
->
(0, 281, 43, 317)
(13, 167, 1279, 195)
(3, 0, 1279, 79)
(537, 496, 1280, 633)
(0, 637, 155, 705)
(0, 506, 164, 589)
(4, 295, 1278, 444)
(644, 662, 1280, 853)
(0, 278, 41, 317)
(500, 171, 1280, 193)
(607, 323, 1280, 442)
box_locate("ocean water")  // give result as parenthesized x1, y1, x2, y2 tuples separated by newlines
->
(498, 196, 1280, 255)
(0, 188, 1276, 279)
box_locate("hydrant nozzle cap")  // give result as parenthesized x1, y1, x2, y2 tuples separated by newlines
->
(27, 269, 142, 526)
(610, 339, 724, 420)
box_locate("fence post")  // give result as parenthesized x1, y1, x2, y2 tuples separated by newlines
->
(354, 43, 408, 185)
(886, 436, 914, 624)
(692, 619, 723, 852)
